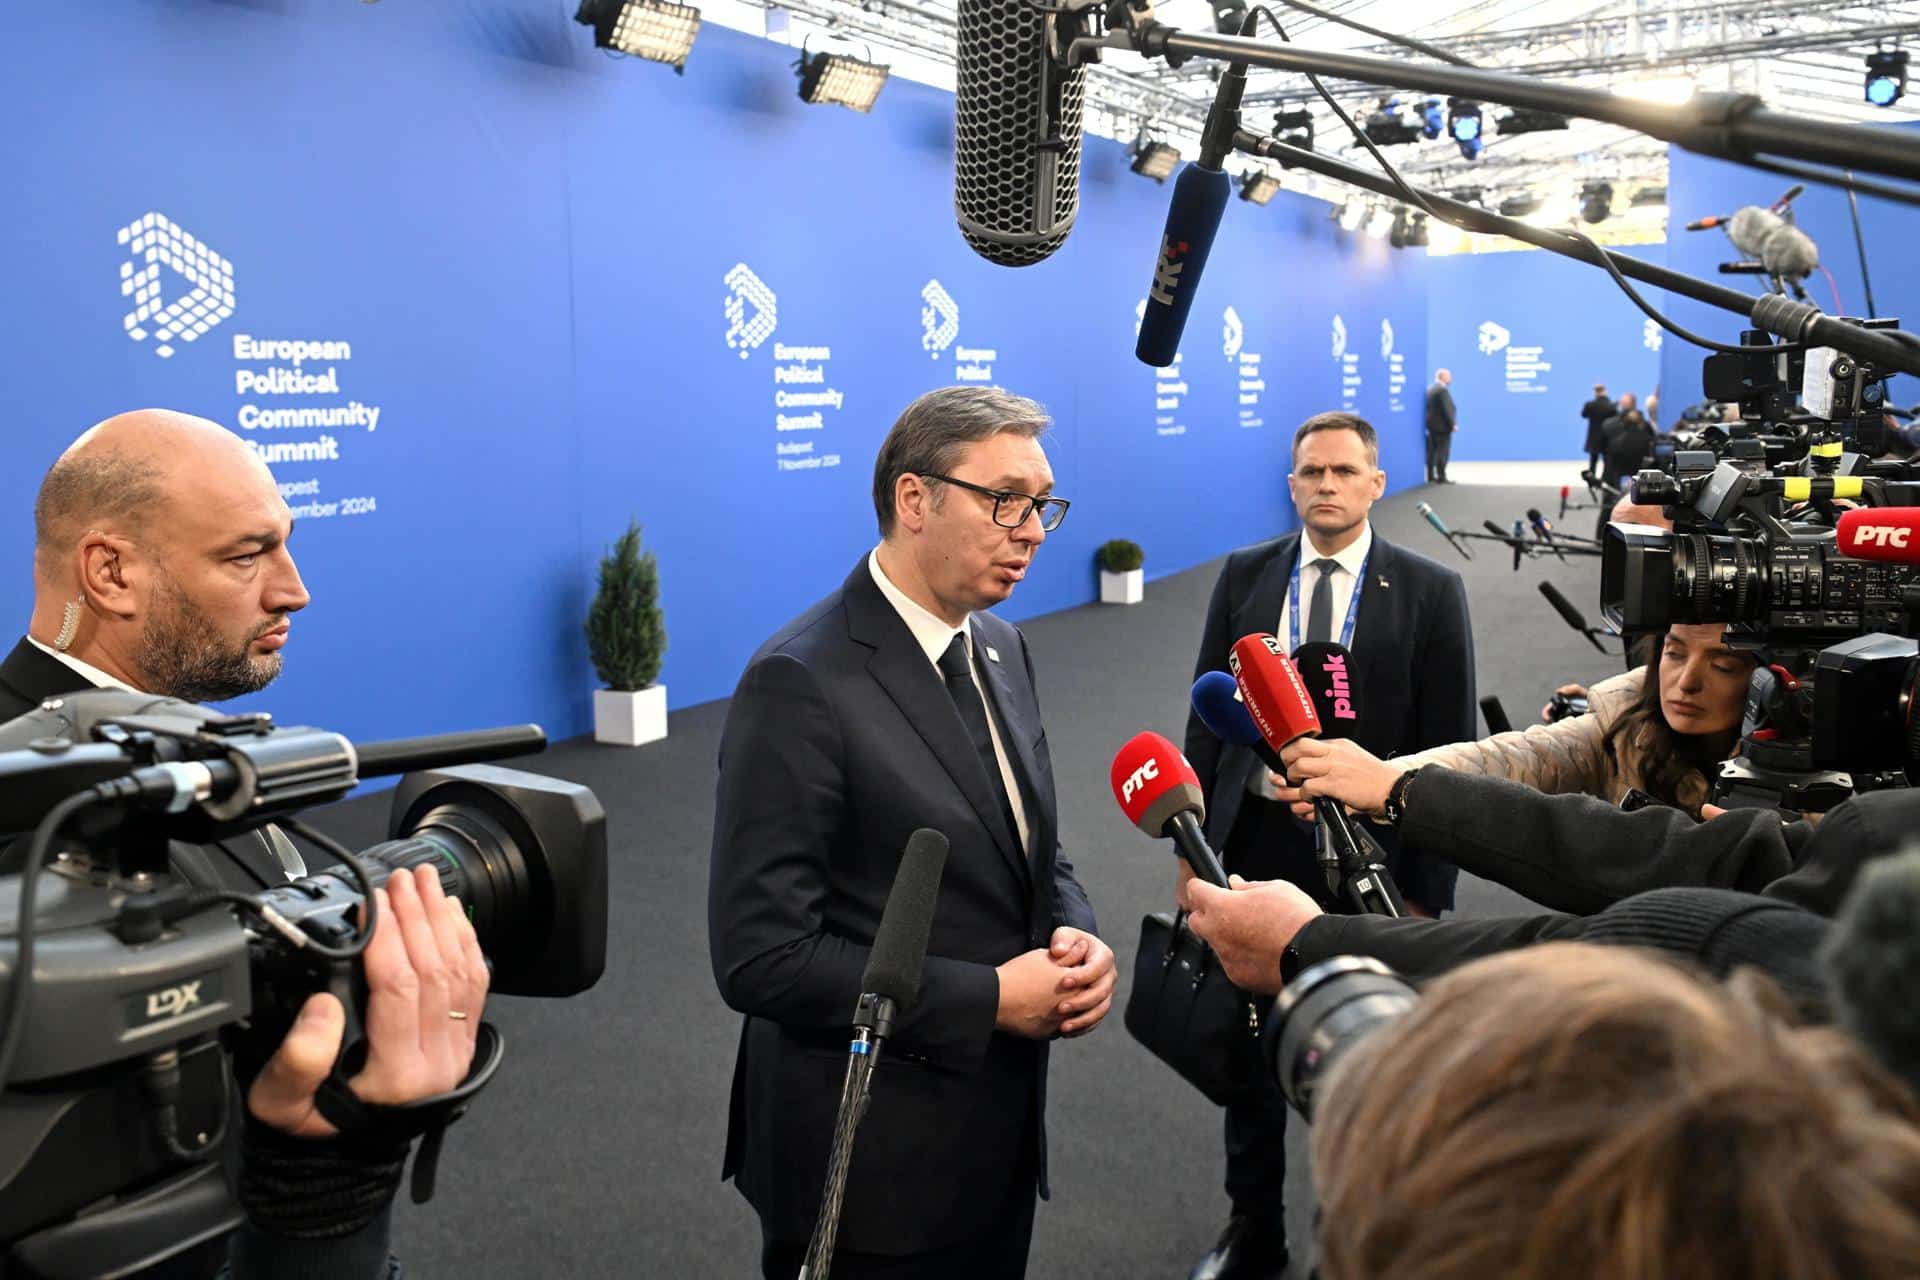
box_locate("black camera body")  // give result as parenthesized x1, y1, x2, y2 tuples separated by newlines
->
(0, 691, 608, 1279)
(1598, 326, 1920, 814)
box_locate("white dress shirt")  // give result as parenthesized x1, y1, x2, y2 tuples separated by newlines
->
(868, 548, 1031, 855)
(1252, 521, 1374, 798)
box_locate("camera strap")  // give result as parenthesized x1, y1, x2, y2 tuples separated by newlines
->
(312, 1020, 506, 1204)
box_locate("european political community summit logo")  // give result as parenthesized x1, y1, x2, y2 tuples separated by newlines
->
(118, 212, 235, 360)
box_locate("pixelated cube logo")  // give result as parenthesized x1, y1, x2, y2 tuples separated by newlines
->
(1477, 320, 1511, 356)
(1643, 318, 1663, 352)
(118, 213, 235, 360)
(1330, 314, 1348, 361)
(724, 263, 777, 359)
(1222, 306, 1243, 361)
(1380, 318, 1395, 360)
(921, 280, 959, 357)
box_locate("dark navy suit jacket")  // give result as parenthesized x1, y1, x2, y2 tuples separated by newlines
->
(709, 560, 1096, 1255)
(1181, 532, 1476, 910)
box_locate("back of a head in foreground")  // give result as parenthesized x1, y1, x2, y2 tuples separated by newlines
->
(1311, 943, 1920, 1280)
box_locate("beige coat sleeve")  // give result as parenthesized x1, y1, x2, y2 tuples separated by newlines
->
(1392, 668, 1645, 801)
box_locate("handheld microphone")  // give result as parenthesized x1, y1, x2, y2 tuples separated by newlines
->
(1110, 732, 1229, 887)
(1820, 848, 1920, 1095)
(1288, 641, 1406, 917)
(1539, 580, 1607, 654)
(1416, 501, 1473, 561)
(1685, 213, 1730, 232)
(1559, 483, 1570, 520)
(802, 828, 949, 1279)
(1479, 695, 1513, 736)
(1190, 671, 1287, 777)
(1769, 182, 1807, 213)
(953, 0, 1086, 266)
(1837, 508, 1920, 564)
(1527, 507, 1568, 562)
(1134, 12, 1258, 366)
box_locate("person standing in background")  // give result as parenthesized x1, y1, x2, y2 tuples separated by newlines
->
(1424, 370, 1456, 484)
(1579, 383, 1615, 476)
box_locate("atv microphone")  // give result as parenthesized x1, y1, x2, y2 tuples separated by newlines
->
(1837, 507, 1920, 564)
(1190, 670, 1286, 776)
(953, 0, 1085, 266)
(1110, 732, 1229, 887)
(1417, 501, 1473, 561)
(802, 828, 949, 1279)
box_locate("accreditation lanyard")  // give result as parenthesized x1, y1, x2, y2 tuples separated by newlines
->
(1287, 546, 1370, 654)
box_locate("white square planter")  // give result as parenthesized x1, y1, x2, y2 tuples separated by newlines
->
(1099, 568, 1144, 605)
(594, 684, 668, 746)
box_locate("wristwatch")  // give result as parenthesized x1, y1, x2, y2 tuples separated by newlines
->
(1381, 766, 1424, 826)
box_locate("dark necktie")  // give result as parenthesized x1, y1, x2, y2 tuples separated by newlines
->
(1306, 558, 1340, 644)
(938, 633, 1024, 856)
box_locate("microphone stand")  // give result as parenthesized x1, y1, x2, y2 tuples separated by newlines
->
(1064, 11, 1920, 189)
(1220, 131, 1920, 379)
(799, 993, 895, 1280)
(1321, 815, 1406, 917)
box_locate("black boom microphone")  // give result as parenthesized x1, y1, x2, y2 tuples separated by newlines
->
(953, 0, 1086, 265)
(800, 828, 950, 1279)
(1538, 580, 1610, 654)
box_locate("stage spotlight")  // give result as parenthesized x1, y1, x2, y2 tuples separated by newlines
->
(1339, 198, 1368, 231)
(1447, 186, 1485, 208)
(1448, 99, 1482, 143)
(1456, 135, 1483, 161)
(1388, 208, 1410, 248)
(1494, 107, 1569, 136)
(1580, 181, 1615, 224)
(797, 49, 889, 111)
(1420, 98, 1445, 140)
(1363, 101, 1423, 147)
(1366, 206, 1394, 239)
(1630, 185, 1667, 207)
(1129, 130, 1182, 182)
(1499, 192, 1540, 217)
(1407, 213, 1430, 247)
(574, 0, 701, 72)
(1239, 170, 1284, 204)
(1212, 0, 1249, 34)
(1274, 108, 1314, 156)
(1866, 49, 1908, 107)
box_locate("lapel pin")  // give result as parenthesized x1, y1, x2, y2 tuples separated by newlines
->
(986, 645, 1002, 664)
(1377, 575, 1390, 588)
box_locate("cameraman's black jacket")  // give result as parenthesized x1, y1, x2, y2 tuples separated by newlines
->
(1291, 768, 1917, 979)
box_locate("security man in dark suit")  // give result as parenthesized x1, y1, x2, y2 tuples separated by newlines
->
(1423, 369, 1457, 483)
(1181, 410, 1476, 1280)
(709, 386, 1114, 1280)
(1580, 383, 1615, 475)
(5, 409, 484, 1280)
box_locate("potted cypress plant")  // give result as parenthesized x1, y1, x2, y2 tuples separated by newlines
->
(587, 520, 669, 746)
(1097, 539, 1145, 605)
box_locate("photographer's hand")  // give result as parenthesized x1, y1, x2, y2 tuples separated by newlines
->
(247, 866, 490, 1139)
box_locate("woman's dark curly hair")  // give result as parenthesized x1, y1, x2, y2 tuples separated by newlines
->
(1601, 631, 1755, 814)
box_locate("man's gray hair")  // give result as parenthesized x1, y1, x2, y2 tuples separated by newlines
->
(871, 386, 1050, 536)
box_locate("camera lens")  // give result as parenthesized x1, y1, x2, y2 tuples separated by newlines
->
(1267, 956, 1417, 1121)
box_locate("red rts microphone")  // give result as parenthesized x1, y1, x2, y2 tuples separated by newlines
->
(1837, 508, 1920, 564)
(1110, 732, 1230, 887)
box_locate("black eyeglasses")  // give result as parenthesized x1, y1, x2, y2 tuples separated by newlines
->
(921, 473, 1071, 532)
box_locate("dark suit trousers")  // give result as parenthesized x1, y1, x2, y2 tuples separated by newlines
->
(1424, 431, 1452, 481)
(759, 1145, 1038, 1280)
(1219, 795, 1342, 1221)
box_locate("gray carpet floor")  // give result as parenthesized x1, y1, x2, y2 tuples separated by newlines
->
(301, 476, 1619, 1277)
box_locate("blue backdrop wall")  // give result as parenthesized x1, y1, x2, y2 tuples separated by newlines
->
(1424, 247, 1665, 461)
(0, 1, 1431, 742)
(1661, 129, 1920, 415)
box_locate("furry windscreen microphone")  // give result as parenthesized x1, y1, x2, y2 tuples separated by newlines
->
(859, 828, 950, 1013)
(1819, 846, 1920, 1095)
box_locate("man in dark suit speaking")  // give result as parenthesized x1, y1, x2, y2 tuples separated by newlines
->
(1181, 410, 1476, 1280)
(709, 386, 1114, 1280)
